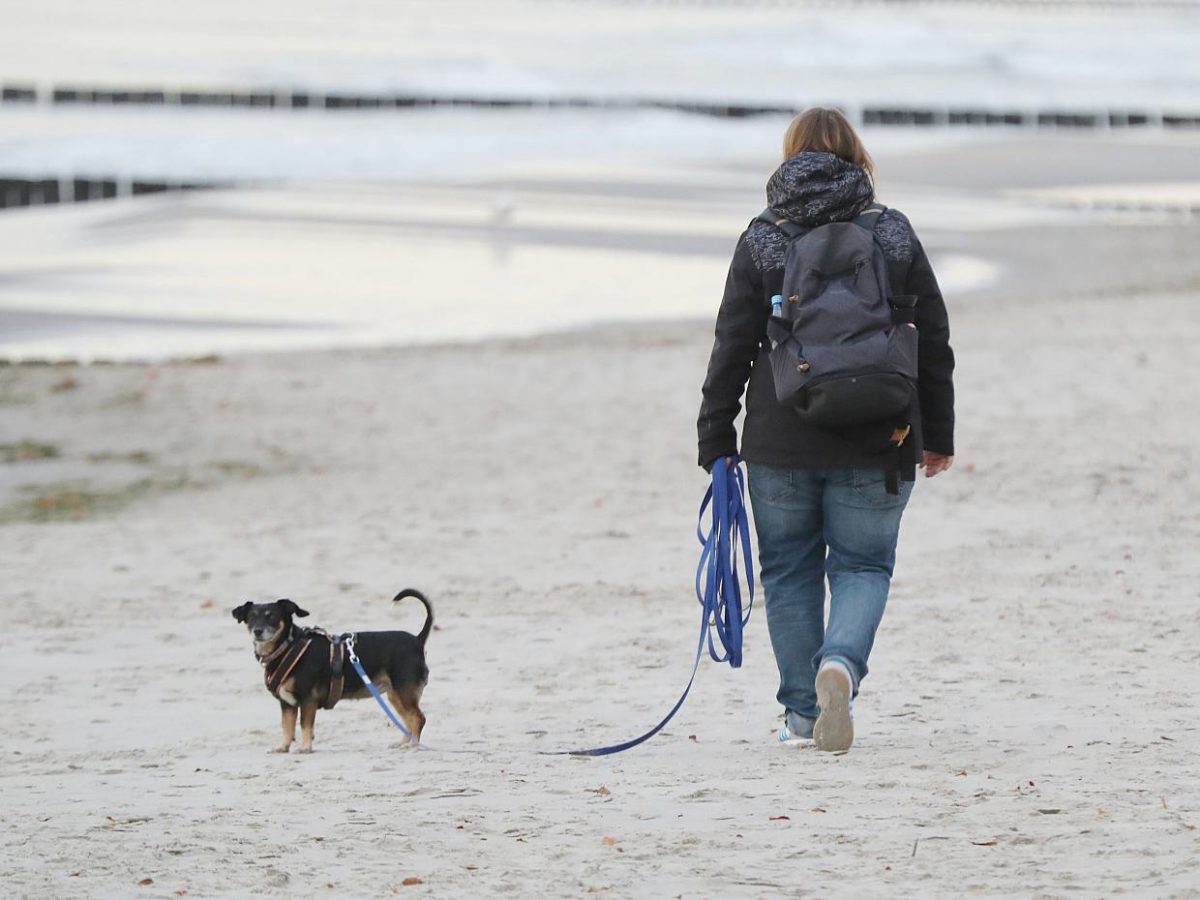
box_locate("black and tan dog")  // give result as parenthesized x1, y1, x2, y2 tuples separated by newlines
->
(232, 589, 432, 753)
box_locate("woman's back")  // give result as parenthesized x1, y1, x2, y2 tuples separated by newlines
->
(695, 106, 955, 751)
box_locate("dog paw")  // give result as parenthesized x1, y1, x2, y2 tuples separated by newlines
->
(270, 746, 291, 754)
(297, 746, 314, 754)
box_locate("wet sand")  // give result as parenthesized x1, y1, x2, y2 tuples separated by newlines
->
(3, 130, 1199, 362)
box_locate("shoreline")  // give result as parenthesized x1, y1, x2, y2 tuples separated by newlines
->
(3, 130, 1199, 363)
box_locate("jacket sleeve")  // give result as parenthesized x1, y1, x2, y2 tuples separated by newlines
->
(907, 238, 956, 456)
(697, 233, 767, 468)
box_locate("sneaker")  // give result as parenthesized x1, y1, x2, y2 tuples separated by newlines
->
(777, 710, 814, 744)
(814, 662, 854, 752)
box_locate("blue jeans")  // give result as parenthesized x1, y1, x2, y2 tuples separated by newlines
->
(746, 464, 912, 722)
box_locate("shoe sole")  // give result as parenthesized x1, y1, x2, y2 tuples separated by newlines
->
(814, 668, 854, 752)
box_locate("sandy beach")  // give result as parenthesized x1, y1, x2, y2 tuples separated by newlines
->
(4, 1, 1200, 895)
(3, 269, 1199, 895)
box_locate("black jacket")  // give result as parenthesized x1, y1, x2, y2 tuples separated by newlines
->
(697, 151, 955, 474)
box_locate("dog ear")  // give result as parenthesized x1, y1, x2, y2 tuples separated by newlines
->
(231, 602, 253, 623)
(276, 598, 310, 618)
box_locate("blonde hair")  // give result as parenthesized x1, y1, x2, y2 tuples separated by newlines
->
(782, 107, 874, 179)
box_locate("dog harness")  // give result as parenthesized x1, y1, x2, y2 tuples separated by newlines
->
(325, 636, 346, 709)
(257, 627, 346, 710)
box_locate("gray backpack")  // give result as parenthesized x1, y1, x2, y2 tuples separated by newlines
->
(761, 203, 918, 452)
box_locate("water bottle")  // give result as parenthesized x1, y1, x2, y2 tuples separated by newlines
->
(768, 294, 786, 350)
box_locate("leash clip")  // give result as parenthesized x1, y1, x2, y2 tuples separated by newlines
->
(343, 634, 359, 665)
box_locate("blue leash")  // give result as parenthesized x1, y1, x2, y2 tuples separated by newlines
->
(345, 635, 415, 742)
(344, 457, 754, 756)
(546, 455, 755, 757)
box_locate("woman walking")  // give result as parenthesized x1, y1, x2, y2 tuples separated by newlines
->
(697, 107, 955, 751)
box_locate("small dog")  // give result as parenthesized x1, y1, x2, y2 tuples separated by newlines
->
(232, 589, 432, 753)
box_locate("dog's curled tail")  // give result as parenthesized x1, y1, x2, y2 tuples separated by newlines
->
(393, 588, 434, 645)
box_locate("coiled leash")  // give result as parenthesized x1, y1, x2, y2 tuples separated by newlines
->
(544, 454, 755, 756)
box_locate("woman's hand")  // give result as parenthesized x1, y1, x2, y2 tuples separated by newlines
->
(921, 451, 954, 478)
(702, 455, 737, 474)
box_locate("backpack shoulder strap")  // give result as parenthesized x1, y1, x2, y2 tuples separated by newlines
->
(755, 207, 806, 240)
(854, 202, 888, 233)
(758, 205, 887, 238)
